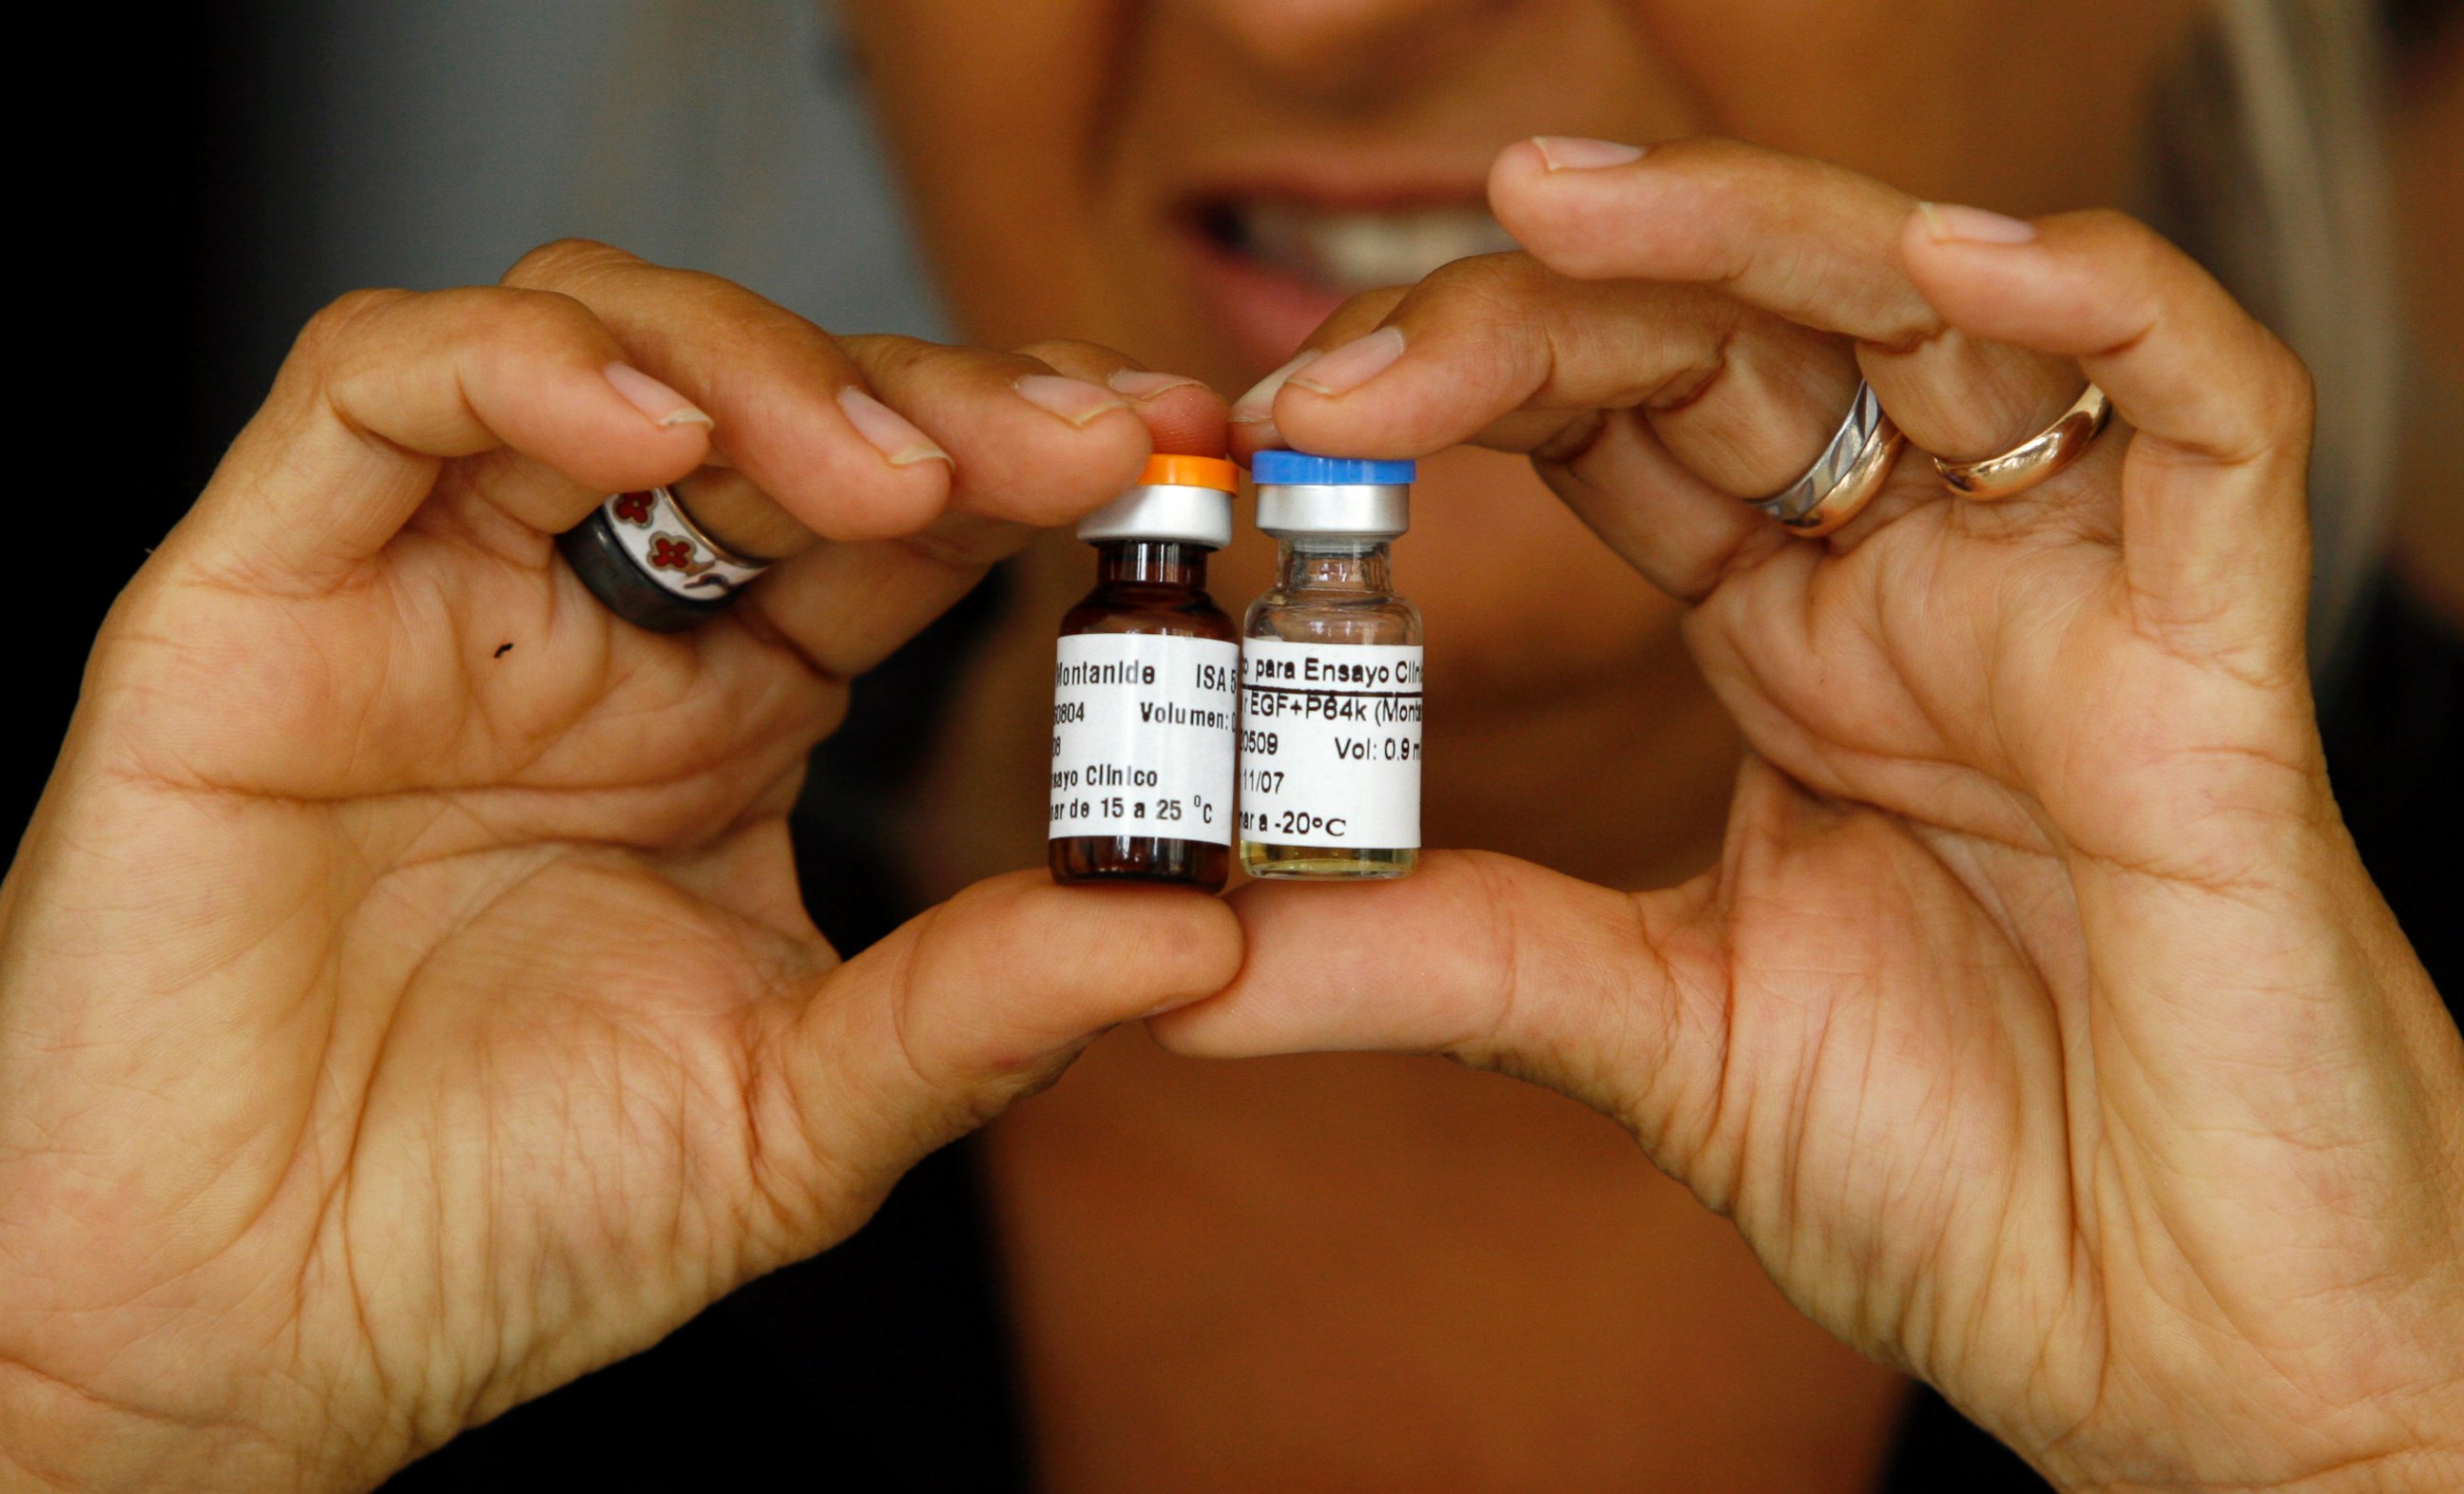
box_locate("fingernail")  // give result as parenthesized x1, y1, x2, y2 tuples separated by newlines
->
(1230, 350, 1322, 425)
(1107, 369, 1208, 401)
(1014, 374, 1128, 428)
(837, 386, 951, 468)
(1917, 202, 2039, 245)
(1531, 136, 1646, 172)
(1288, 327, 1407, 398)
(605, 362, 713, 429)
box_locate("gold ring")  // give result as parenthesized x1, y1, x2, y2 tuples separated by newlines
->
(1933, 383, 2112, 501)
(1747, 382, 1907, 539)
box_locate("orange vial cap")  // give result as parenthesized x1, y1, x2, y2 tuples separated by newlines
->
(1138, 453, 1241, 492)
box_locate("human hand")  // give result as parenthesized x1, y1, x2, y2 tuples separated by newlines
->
(0, 242, 1241, 1491)
(1170, 140, 2464, 1492)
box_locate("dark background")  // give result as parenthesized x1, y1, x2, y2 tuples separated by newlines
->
(15, 10, 256, 849)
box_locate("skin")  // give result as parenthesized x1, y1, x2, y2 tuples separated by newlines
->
(852, 3, 2464, 1488)
(1, 6, 2459, 1494)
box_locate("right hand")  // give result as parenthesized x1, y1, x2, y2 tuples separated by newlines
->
(0, 240, 1240, 1492)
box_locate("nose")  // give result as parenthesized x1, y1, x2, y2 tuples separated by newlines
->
(1181, 0, 1521, 104)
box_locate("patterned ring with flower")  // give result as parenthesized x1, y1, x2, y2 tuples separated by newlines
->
(596, 487, 770, 600)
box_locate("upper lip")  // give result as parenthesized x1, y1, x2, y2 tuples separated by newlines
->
(1170, 151, 1504, 217)
(1172, 158, 1516, 289)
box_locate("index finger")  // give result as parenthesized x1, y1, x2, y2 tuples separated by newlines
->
(505, 239, 962, 551)
(747, 337, 1233, 682)
(1490, 136, 2082, 461)
(183, 286, 713, 594)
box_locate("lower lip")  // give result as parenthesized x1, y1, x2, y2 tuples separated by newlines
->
(1174, 224, 1352, 377)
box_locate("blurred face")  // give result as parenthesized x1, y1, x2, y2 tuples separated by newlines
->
(844, 0, 2206, 884)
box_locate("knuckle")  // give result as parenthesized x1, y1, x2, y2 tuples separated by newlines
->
(2072, 206, 2321, 458)
(501, 235, 640, 289)
(2114, 218, 2185, 289)
(841, 332, 959, 389)
(2071, 205, 2153, 241)
(2219, 337, 2320, 465)
(662, 264, 814, 333)
(1311, 285, 1412, 346)
(353, 287, 613, 400)
(509, 242, 805, 338)
(2069, 209, 2182, 309)
(1424, 250, 1546, 309)
(1011, 336, 1129, 372)
(460, 285, 606, 353)
(1406, 255, 1554, 351)
(1683, 138, 1761, 197)
(2200, 335, 2317, 466)
(2261, 337, 2318, 426)
(290, 287, 413, 366)
(1657, 138, 1777, 230)
(1405, 254, 1557, 384)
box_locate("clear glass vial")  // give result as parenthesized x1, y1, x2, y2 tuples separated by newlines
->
(1049, 454, 1242, 891)
(1238, 451, 1423, 880)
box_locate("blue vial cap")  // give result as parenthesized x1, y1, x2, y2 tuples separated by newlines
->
(1250, 450, 1416, 487)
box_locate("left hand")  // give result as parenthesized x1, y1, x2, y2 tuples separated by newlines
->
(1162, 138, 2464, 1492)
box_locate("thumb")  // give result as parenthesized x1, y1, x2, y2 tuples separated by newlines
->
(746, 871, 1242, 1253)
(1147, 851, 1730, 1169)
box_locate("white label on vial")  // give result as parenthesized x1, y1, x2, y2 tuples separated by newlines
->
(1238, 638, 1423, 850)
(1049, 633, 1239, 846)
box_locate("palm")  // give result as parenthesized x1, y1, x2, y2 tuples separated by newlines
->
(1666, 446, 2415, 1472)
(1692, 446, 2297, 870)
(4, 467, 857, 1474)
(166, 487, 830, 822)
(1683, 778, 2079, 1432)
(300, 847, 821, 1429)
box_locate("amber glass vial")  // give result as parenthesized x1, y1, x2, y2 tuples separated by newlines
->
(1049, 455, 1242, 891)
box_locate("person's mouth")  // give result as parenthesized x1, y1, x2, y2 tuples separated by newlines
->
(1176, 192, 1517, 374)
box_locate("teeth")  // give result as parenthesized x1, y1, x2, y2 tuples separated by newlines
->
(1234, 201, 1518, 292)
